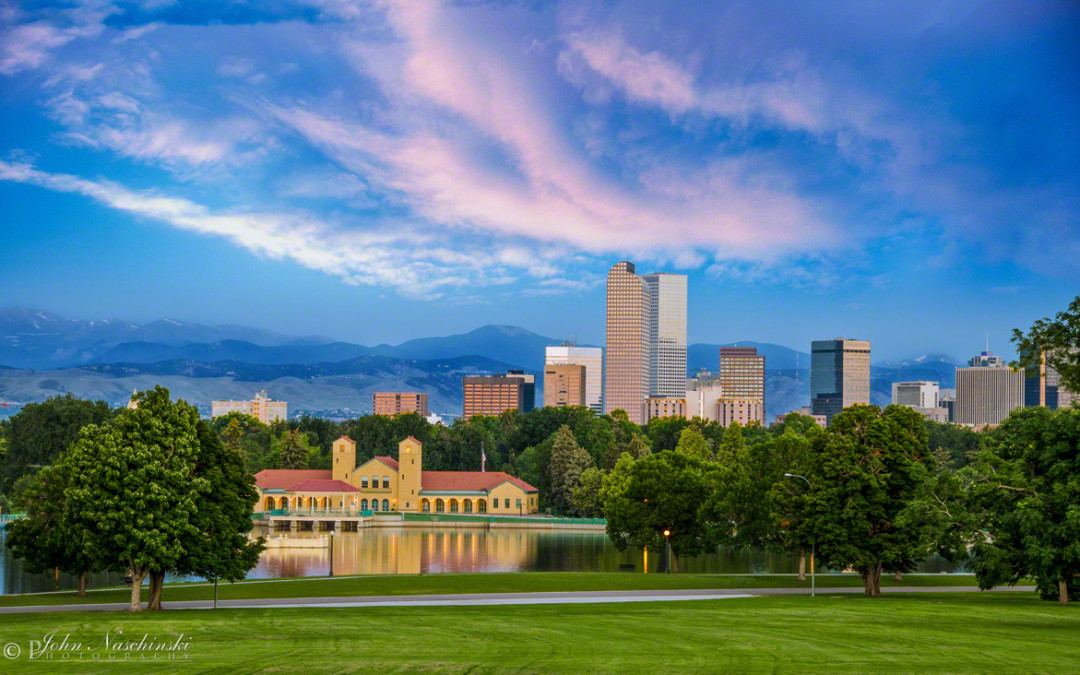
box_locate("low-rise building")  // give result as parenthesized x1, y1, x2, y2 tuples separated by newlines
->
(645, 397, 686, 420)
(211, 390, 287, 423)
(372, 392, 429, 417)
(543, 363, 587, 408)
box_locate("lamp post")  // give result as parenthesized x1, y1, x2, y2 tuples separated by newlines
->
(663, 529, 671, 574)
(783, 473, 814, 598)
(328, 529, 336, 578)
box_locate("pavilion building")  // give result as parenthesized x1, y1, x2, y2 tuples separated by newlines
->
(254, 436, 539, 516)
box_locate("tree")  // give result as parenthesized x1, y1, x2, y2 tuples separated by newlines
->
(601, 451, 716, 568)
(0, 393, 114, 494)
(674, 427, 712, 461)
(801, 404, 936, 596)
(603, 433, 650, 470)
(4, 458, 96, 596)
(63, 387, 203, 612)
(278, 429, 312, 469)
(162, 421, 265, 609)
(571, 467, 606, 518)
(548, 425, 594, 514)
(1012, 294, 1080, 394)
(968, 406, 1080, 604)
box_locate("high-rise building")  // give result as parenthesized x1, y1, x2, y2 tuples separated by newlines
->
(462, 372, 534, 418)
(1024, 350, 1077, 410)
(372, 392, 429, 417)
(605, 261, 652, 424)
(892, 381, 939, 409)
(955, 354, 1024, 426)
(211, 390, 287, 424)
(641, 273, 688, 400)
(543, 363, 587, 408)
(545, 344, 603, 413)
(717, 346, 766, 426)
(810, 338, 871, 423)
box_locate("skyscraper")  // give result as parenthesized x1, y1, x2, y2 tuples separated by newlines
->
(605, 261, 651, 424)
(718, 346, 766, 426)
(545, 344, 603, 413)
(955, 354, 1024, 426)
(810, 338, 871, 423)
(641, 273, 688, 400)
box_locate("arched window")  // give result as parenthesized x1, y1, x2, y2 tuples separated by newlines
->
(361, 498, 369, 511)
(382, 499, 390, 512)
(264, 496, 274, 511)
(477, 499, 487, 513)
(422, 499, 431, 512)
(436, 499, 445, 513)
(450, 499, 459, 513)
(463, 499, 473, 513)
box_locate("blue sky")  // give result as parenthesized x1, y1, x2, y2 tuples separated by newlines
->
(1, 0, 1078, 362)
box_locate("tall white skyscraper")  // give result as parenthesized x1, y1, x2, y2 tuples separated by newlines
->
(545, 345, 604, 414)
(641, 273, 688, 400)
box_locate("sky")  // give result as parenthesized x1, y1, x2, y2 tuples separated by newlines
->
(0, 0, 1078, 362)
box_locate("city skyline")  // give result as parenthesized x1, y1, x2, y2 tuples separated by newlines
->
(1, 2, 1078, 364)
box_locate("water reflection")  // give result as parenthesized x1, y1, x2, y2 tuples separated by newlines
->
(0, 525, 966, 595)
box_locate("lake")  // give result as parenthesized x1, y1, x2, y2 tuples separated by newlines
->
(0, 525, 964, 595)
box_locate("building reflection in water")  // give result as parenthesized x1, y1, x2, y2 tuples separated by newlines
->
(246, 526, 966, 579)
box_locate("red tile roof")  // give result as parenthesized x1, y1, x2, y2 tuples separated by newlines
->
(337, 435, 355, 443)
(420, 471, 538, 493)
(255, 469, 331, 490)
(372, 456, 399, 470)
(288, 479, 359, 493)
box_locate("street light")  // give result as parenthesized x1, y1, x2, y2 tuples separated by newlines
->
(663, 529, 671, 575)
(783, 473, 814, 598)
(326, 529, 334, 574)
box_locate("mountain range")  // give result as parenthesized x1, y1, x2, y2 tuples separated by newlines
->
(0, 308, 961, 420)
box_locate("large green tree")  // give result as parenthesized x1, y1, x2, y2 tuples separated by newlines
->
(0, 393, 114, 494)
(602, 451, 716, 569)
(969, 406, 1080, 604)
(158, 421, 265, 609)
(801, 404, 936, 596)
(4, 458, 97, 596)
(63, 387, 204, 612)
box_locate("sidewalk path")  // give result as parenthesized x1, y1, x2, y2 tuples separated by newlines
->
(0, 585, 1036, 614)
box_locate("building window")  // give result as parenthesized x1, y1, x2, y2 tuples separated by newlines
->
(382, 476, 390, 489)
(361, 499, 369, 511)
(436, 499, 445, 513)
(370, 499, 378, 512)
(464, 500, 473, 514)
(505, 498, 511, 508)
(382, 499, 390, 511)
(478, 499, 487, 513)
(515, 499, 521, 509)
(361, 477, 369, 489)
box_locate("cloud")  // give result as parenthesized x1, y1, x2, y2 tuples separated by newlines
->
(0, 160, 571, 298)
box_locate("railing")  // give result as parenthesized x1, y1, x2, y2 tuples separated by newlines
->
(253, 509, 377, 519)
(0, 512, 26, 526)
(403, 513, 606, 526)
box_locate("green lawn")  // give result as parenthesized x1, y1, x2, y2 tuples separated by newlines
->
(0, 593, 1075, 673)
(0, 572, 993, 607)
